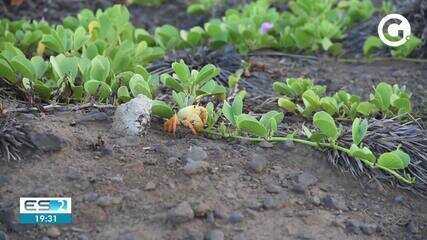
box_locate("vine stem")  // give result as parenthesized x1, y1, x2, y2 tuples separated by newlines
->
(203, 130, 414, 184)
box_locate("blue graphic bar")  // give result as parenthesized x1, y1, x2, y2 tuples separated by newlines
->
(19, 213, 73, 224)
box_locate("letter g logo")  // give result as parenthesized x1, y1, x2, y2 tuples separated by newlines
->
(378, 14, 411, 47)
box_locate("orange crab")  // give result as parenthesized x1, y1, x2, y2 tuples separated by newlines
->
(164, 105, 207, 134)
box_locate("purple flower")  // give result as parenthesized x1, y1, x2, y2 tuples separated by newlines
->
(260, 22, 274, 34)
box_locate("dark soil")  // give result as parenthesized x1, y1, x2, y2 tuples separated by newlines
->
(0, 0, 205, 30)
(0, 1, 426, 240)
(0, 55, 426, 240)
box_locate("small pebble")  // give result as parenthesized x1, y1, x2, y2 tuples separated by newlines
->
(205, 229, 224, 240)
(144, 181, 156, 191)
(248, 154, 267, 173)
(184, 146, 208, 162)
(167, 201, 194, 224)
(183, 160, 209, 175)
(393, 195, 404, 204)
(228, 211, 244, 224)
(258, 140, 274, 148)
(46, 226, 61, 238)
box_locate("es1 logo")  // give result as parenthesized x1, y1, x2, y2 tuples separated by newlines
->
(378, 14, 411, 47)
(19, 197, 72, 224)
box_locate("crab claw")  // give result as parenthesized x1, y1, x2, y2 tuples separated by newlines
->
(164, 114, 179, 134)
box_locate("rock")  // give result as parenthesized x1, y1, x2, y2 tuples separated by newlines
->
(184, 146, 208, 162)
(233, 233, 248, 240)
(96, 196, 122, 207)
(0, 231, 8, 240)
(0, 175, 9, 187)
(245, 199, 263, 210)
(265, 182, 281, 194)
(74, 112, 111, 125)
(64, 168, 82, 181)
(206, 212, 215, 223)
(360, 223, 378, 235)
(168, 201, 194, 224)
(228, 211, 244, 224)
(297, 172, 318, 189)
(30, 132, 64, 152)
(345, 219, 362, 234)
(322, 195, 346, 211)
(205, 230, 224, 240)
(292, 185, 306, 194)
(83, 192, 98, 202)
(393, 195, 404, 204)
(248, 154, 267, 173)
(258, 140, 274, 148)
(183, 160, 209, 175)
(144, 181, 156, 191)
(193, 202, 212, 217)
(166, 157, 179, 165)
(46, 226, 61, 238)
(406, 220, 419, 234)
(262, 196, 278, 210)
(0, 207, 35, 233)
(113, 95, 152, 136)
(79, 204, 108, 222)
(184, 228, 204, 240)
(213, 204, 229, 219)
(77, 234, 90, 240)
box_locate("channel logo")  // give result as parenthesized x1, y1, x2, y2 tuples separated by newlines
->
(19, 198, 72, 224)
(378, 14, 411, 47)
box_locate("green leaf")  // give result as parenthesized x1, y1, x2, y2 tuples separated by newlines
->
(187, 4, 206, 15)
(260, 111, 284, 128)
(377, 149, 410, 170)
(73, 26, 89, 51)
(90, 55, 110, 82)
(33, 80, 51, 100)
(199, 80, 227, 95)
(320, 37, 333, 51)
(129, 74, 151, 98)
(391, 35, 422, 58)
(278, 97, 296, 112)
(0, 58, 17, 84)
(320, 97, 338, 116)
(161, 73, 183, 92)
(50, 55, 78, 81)
(117, 86, 132, 103)
(222, 101, 236, 126)
(313, 111, 339, 140)
(172, 60, 191, 82)
(363, 36, 383, 56)
(151, 100, 174, 118)
(232, 91, 245, 116)
(392, 97, 411, 114)
(10, 55, 36, 80)
(356, 101, 376, 116)
(349, 144, 376, 163)
(195, 64, 219, 86)
(273, 82, 296, 97)
(374, 82, 393, 111)
(352, 118, 368, 145)
(31, 56, 48, 80)
(302, 89, 320, 108)
(236, 114, 268, 138)
(72, 85, 84, 101)
(84, 79, 111, 100)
